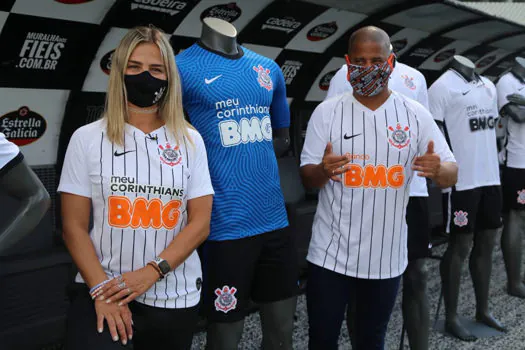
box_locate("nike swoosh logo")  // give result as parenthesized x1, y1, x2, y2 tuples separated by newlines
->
(462, 90, 471, 95)
(518, 86, 524, 91)
(114, 150, 135, 157)
(205, 75, 222, 84)
(344, 133, 361, 140)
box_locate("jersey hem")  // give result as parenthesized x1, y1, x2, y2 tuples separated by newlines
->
(454, 180, 501, 192)
(207, 220, 289, 241)
(57, 184, 92, 199)
(187, 188, 215, 201)
(306, 256, 406, 280)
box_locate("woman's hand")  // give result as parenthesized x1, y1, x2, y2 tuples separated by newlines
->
(96, 265, 160, 306)
(94, 299, 133, 345)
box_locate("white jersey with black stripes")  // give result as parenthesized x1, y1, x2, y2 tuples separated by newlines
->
(58, 119, 214, 309)
(301, 91, 454, 279)
(325, 62, 431, 197)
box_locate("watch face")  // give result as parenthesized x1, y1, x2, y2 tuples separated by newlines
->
(158, 260, 171, 274)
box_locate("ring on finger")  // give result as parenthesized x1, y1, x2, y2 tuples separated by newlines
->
(332, 169, 335, 175)
(127, 288, 132, 294)
(118, 282, 126, 289)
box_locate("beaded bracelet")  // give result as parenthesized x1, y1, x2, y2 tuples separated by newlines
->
(89, 278, 111, 296)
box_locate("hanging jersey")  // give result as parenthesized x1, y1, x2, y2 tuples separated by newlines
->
(176, 43, 290, 241)
(0, 132, 22, 176)
(326, 62, 430, 197)
(496, 72, 525, 169)
(429, 69, 500, 190)
(58, 119, 214, 309)
(301, 91, 455, 279)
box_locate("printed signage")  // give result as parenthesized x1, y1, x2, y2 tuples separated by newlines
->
(239, 1, 327, 48)
(109, 0, 198, 33)
(0, 88, 69, 166)
(0, 14, 97, 89)
(11, 0, 115, 24)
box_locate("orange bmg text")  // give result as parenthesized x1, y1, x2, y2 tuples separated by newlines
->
(108, 196, 181, 229)
(343, 164, 405, 189)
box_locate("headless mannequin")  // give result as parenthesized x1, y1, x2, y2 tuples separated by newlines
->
(199, 17, 295, 350)
(0, 158, 50, 255)
(200, 17, 290, 158)
(439, 56, 506, 342)
(500, 57, 525, 298)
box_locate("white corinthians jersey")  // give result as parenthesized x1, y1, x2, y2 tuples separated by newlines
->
(0, 132, 20, 171)
(301, 92, 454, 279)
(58, 119, 214, 309)
(326, 62, 430, 197)
(429, 69, 500, 190)
(496, 72, 525, 169)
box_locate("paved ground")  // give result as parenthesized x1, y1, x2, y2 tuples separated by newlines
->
(191, 229, 525, 349)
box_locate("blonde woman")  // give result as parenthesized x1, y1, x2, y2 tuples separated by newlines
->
(59, 26, 214, 350)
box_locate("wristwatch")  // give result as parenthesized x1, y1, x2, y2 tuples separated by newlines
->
(153, 257, 171, 278)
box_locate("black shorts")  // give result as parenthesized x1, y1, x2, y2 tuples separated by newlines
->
(201, 227, 299, 322)
(502, 166, 525, 212)
(444, 185, 503, 234)
(406, 196, 431, 261)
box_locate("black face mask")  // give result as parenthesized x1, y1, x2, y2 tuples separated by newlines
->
(124, 71, 168, 108)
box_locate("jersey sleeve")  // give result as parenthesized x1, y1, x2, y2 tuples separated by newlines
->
(300, 101, 332, 167)
(415, 74, 430, 110)
(270, 65, 291, 129)
(496, 75, 517, 112)
(427, 79, 450, 123)
(416, 105, 455, 163)
(57, 128, 92, 198)
(0, 133, 22, 177)
(187, 131, 214, 200)
(325, 65, 350, 100)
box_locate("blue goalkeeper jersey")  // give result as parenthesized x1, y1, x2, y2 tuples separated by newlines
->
(176, 42, 290, 241)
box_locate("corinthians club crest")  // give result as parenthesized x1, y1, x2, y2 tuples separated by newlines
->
(214, 285, 237, 313)
(517, 189, 525, 205)
(388, 123, 410, 149)
(253, 65, 273, 91)
(401, 74, 416, 90)
(158, 143, 182, 167)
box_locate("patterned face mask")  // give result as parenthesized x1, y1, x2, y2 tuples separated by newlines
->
(345, 53, 396, 97)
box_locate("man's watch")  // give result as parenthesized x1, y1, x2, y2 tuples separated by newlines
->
(153, 257, 171, 278)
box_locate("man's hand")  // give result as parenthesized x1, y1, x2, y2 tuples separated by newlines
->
(412, 141, 441, 180)
(321, 142, 351, 183)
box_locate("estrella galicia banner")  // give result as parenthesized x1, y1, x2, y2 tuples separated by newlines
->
(275, 49, 323, 98)
(108, 0, 199, 33)
(0, 88, 70, 166)
(239, 1, 327, 48)
(0, 13, 97, 89)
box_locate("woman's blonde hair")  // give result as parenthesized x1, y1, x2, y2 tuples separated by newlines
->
(103, 25, 193, 146)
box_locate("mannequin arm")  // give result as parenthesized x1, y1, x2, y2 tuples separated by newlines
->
(0, 158, 50, 255)
(273, 127, 290, 158)
(501, 103, 525, 124)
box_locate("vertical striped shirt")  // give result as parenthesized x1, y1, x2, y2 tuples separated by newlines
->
(58, 119, 214, 308)
(325, 62, 431, 197)
(301, 91, 455, 279)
